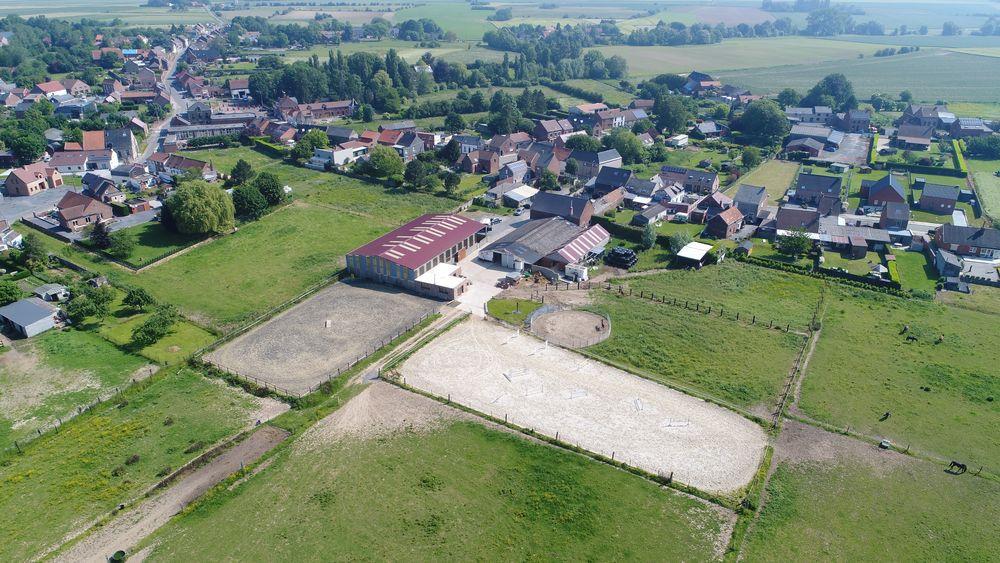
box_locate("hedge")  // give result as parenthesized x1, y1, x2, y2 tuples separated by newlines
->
(251, 136, 289, 158)
(538, 78, 604, 104)
(868, 133, 879, 165)
(736, 254, 907, 295)
(886, 260, 901, 284)
(952, 139, 968, 175)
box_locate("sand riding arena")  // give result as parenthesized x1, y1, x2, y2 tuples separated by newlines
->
(205, 281, 439, 396)
(396, 317, 767, 494)
(529, 309, 610, 349)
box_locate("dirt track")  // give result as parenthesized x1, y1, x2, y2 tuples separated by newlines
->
(52, 425, 290, 563)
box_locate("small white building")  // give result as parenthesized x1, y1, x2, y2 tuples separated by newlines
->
(502, 184, 539, 208)
(0, 298, 57, 338)
(667, 134, 689, 148)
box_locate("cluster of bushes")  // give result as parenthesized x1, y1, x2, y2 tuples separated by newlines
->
(873, 46, 919, 57)
(964, 135, 1000, 159)
(735, 254, 908, 296)
(226, 159, 287, 221)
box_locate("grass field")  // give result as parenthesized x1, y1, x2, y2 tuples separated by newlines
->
(619, 261, 825, 329)
(105, 222, 205, 268)
(393, 2, 495, 40)
(485, 298, 541, 325)
(0, 0, 214, 24)
(585, 290, 804, 410)
(719, 50, 1000, 103)
(0, 368, 260, 562)
(937, 285, 1000, 316)
(890, 251, 938, 293)
(745, 450, 1000, 561)
(559, 79, 633, 106)
(801, 286, 1000, 465)
(0, 328, 148, 447)
(142, 417, 728, 561)
(96, 312, 215, 366)
(733, 160, 799, 204)
(597, 37, 882, 78)
(281, 40, 508, 65)
(968, 157, 1000, 222)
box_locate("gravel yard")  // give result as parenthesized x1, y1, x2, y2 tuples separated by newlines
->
(206, 281, 439, 395)
(398, 318, 768, 494)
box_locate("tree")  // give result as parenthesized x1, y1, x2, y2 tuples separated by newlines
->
(565, 158, 579, 176)
(737, 99, 789, 146)
(801, 73, 856, 111)
(358, 104, 374, 122)
(776, 229, 812, 257)
(19, 233, 47, 271)
(564, 135, 603, 152)
(899, 90, 913, 102)
(404, 159, 428, 189)
(444, 112, 466, 133)
(165, 180, 236, 235)
(0, 280, 22, 305)
(537, 169, 559, 191)
(9, 134, 46, 165)
(941, 21, 962, 36)
(365, 145, 405, 178)
(603, 128, 647, 165)
(107, 230, 136, 260)
(641, 223, 656, 250)
(123, 286, 156, 312)
(438, 138, 461, 163)
(667, 231, 692, 254)
(290, 128, 328, 162)
(654, 95, 691, 134)
(89, 220, 113, 249)
(131, 304, 179, 348)
(233, 184, 268, 220)
(776, 88, 801, 108)
(230, 159, 255, 185)
(253, 171, 285, 206)
(965, 135, 1000, 159)
(741, 146, 762, 168)
(442, 171, 461, 196)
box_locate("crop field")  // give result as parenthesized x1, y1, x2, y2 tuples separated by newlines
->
(719, 50, 1000, 103)
(0, 0, 214, 24)
(393, 2, 495, 40)
(831, 34, 1000, 49)
(732, 160, 799, 204)
(968, 157, 1000, 222)
(585, 290, 804, 411)
(597, 37, 882, 77)
(206, 281, 438, 396)
(744, 421, 1000, 561)
(800, 287, 1000, 466)
(141, 383, 731, 561)
(0, 368, 266, 562)
(0, 328, 149, 447)
(399, 317, 768, 493)
(559, 79, 633, 106)
(618, 261, 825, 329)
(281, 40, 508, 65)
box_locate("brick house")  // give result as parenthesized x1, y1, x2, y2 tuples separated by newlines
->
(916, 181, 960, 214)
(705, 206, 744, 239)
(935, 224, 1000, 258)
(55, 191, 112, 231)
(659, 166, 719, 195)
(5, 163, 63, 196)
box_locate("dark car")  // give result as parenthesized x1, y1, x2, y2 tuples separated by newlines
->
(604, 246, 638, 269)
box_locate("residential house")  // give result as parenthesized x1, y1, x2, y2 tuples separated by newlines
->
(785, 137, 824, 158)
(705, 206, 744, 239)
(5, 163, 63, 196)
(497, 160, 532, 185)
(591, 166, 633, 198)
(636, 132, 655, 147)
(487, 132, 533, 158)
(136, 67, 157, 90)
(693, 120, 727, 138)
(392, 131, 424, 162)
(60, 79, 90, 97)
(228, 78, 250, 100)
(861, 174, 905, 208)
(935, 224, 1000, 258)
(533, 119, 574, 142)
(839, 109, 872, 133)
(733, 184, 768, 223)
(659, 166, 719, 195)
(681, 71, 721, 96)
(529, 192, 593, 226)
(148, 152, 217, 181)
(458, 150, 500, 175)
(81, 173, 126, 204)
(950, 118, 993, 138)
(915, 180, 960, 214)
(631, 203, 668, 227)
(899, 104, 948, 128)
(570, 149, 622, 180)
(774, 205, 821, 234)
(879, 202, 910, 231)
(518, 142, 570, 177)
(306, 142, 368, 169)
(326, 126, 359, 145)
(32, 80, 67, 99)
(785, 106, 835, 125)
(568, 103, 608, 116)
(379, 120, 417, 133)
(55, 191, 112, 231)
(48, 149, 119, 174)
(894, 123, 934, 150)
(629, 99, 654, 111)
(453, 134, 485, 154)
(102, 78, 125, 96)
(690, 191, 733, 223)
(790, 172, 842, 213)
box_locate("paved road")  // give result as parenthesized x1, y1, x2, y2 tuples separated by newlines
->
(139, 46, 188, 161)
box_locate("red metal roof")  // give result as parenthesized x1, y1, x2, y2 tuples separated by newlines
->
(349, 214, 482, 270)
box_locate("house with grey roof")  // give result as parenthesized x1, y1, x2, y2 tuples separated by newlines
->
(879, 201, 910, 231)
(916, 179, 960, 214)
(862, 174, 906, 209)
(591, 166, 633, 198)
(733, 184, 768, 223)
(0, 298, 57, 338)
(570, 149, 622, 180)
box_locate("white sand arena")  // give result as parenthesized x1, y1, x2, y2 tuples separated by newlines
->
(398, 318, 768, 494)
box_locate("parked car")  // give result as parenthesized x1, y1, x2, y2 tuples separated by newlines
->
(489, 216, 503, 225)
(513, 207, 525, 216)
(605, 246, 638, 269)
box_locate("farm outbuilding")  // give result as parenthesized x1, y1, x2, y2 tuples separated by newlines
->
(0, 298, 58, 338)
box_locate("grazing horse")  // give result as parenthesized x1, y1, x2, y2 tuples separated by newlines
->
(906, 334, 919, 342)
(947, 461, 967, 474)
(879, 411, 891, 422)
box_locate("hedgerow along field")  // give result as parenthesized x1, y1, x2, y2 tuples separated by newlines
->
(745, 432, 1000, 561)
(584, 290, 805, 411)
(140, 419, 729, 561)
(719, 50, 1000, 103)
(799, 286, 1000, 466)
(0, 368, 262, 562)
(0, 328, 149, 447)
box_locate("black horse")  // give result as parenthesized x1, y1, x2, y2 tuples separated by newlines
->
(947, 461, 967, 475)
